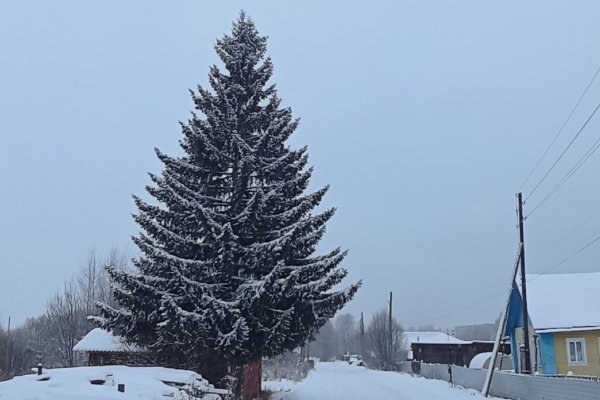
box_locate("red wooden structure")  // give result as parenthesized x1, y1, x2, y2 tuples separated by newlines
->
(241, 360, 262, 400)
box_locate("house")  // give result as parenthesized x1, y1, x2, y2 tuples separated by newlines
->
(73, 328, 147, 366)
(505, 272, 600, 376)
(404, 331, 509, 366)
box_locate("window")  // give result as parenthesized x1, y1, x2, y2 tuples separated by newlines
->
(566, 338, 587, 366)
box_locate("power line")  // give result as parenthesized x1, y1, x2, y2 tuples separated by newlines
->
(525, 101, 600, 202)
(527, 132, 600, 217)
(530, 204, 600, 263)
(427, 247, 522, 324)
(529, 232, 600, 281)
(518, 63, 600, 193)
(425, 290, 507, 323)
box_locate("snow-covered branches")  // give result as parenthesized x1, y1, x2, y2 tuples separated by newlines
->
(96, 12, 359, 384)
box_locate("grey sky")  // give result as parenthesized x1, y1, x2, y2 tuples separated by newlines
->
(2, 1, 600, 330)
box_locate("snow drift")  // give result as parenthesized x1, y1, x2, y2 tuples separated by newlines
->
(0, 365, 226, 400)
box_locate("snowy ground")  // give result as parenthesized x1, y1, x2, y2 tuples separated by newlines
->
(264, 361, 500, 400)
(0, 366, 224, 400)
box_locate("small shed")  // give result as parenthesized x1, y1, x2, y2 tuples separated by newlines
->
(73, 328, 146, 366)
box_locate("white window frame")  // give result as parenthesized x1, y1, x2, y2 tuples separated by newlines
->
(566, 338, 587, 366)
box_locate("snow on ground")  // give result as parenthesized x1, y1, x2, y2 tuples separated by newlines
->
(0, 365, 224, 400)
(264, 361, 501, 400)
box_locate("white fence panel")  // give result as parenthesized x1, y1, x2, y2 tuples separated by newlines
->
(421, 363, 450, 381)
(403, 362, 600, 400)
(451, 365, 485, 391)
(489, 372, 600, 400)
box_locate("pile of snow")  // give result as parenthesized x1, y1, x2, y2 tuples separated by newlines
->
(264, 361, 501, 400)
(348, 355, 365, 366)
(0, 366, 226, 400)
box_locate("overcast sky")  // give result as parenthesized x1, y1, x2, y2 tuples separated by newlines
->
(2, 1, 600, 330)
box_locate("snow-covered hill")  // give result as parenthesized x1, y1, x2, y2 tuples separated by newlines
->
(0, 365, 225, 400)
(264, 361, 500, 400)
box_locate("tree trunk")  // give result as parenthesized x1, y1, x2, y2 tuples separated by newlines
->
(239, 360, 261, 400)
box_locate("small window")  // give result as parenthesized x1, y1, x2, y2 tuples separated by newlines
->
(566, 338, 587, 365)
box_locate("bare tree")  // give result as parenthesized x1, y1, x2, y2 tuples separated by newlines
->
(78, 247, 130, 315)
(366, 309, 405, 370)
(0, 321, 38, 380)
(310, 321, 337, 361)
(78, 249, 100, 317)
(334, 313, 357, 356)
(0, 248, 132, 374)
(46, 281, 88, 367)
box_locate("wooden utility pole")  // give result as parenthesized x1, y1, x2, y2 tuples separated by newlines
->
(517, 192, 532, 374)
(482, 245, 522, 396)
(358, 312, 365, 357)
(388, 292, 393, 359)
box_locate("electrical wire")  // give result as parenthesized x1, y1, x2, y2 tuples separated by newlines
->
(527, 133, 600, 217)
(525, 101, 600, 202)
(530, 204, 600, 264)
(528, 232, 600, 281)
(424, 290, 507, 323)
(517, 63, 600, 193)
(426, 247, 523, 323)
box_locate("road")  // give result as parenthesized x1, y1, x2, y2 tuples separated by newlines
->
(264, 361, 498, 400)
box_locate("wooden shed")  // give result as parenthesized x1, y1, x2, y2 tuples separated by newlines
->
(73, 328, 147, 366)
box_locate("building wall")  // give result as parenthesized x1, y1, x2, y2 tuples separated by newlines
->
(88, 351, 150, 367)
(411, 342, 510, 367)
(511, 325, 537, 374)
(538, 333, 557, 374)
(553, 330, 600, 376)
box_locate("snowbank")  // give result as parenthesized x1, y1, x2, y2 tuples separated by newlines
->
(0, 365, 226, 400)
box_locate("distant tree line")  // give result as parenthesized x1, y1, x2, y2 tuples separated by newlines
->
(0, 248, 129, 381)
(306, 309, 407, 370)
(1, 248, 408, 381)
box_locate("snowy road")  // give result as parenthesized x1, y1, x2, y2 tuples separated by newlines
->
(264, 362, 499, 400)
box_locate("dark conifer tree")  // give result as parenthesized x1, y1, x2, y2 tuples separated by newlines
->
(95, 13, 359, 382)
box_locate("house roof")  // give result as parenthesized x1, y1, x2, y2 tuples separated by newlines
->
(403, 331, 469, 346)
(524, 272, 600, 332)
(73, 328, 144, 353)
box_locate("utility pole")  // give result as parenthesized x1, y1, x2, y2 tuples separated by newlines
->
(388, 292, 393, 362)
(517, 192, 532, 374)
(359, 312, 365, 357)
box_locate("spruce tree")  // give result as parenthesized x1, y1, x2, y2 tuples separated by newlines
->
(95, 13, 359, 382)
